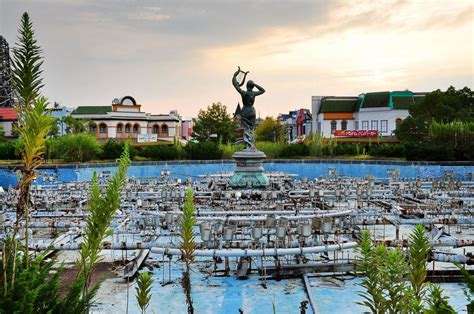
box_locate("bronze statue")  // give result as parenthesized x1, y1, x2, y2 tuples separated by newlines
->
(232, 67, 265, 149)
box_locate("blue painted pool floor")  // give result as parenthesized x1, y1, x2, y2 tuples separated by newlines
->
(93, 254, 468, 314)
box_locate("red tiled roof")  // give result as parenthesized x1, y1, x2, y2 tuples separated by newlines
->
(0, 108, 18, 120)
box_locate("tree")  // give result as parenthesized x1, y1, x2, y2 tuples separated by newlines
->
(396, 86, 473, 144)
(47, 117, 60, 138)
(180, 188, 197, 313)
(64, 115, 90, 134)
(10, 12, 52, 268)
(135, 272, 154, 314)
(12, 12, 44, 112)
(192, 102, 236, 143)
(255, 117, 286, 143)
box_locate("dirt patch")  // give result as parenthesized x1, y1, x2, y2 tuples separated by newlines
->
(59, 262, 116, 296)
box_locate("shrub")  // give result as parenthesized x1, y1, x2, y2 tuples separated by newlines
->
(138, 144, 182, 160)
(0, 141, 18, 160)
(369, 144, 405, 158)
(404, 143, 454, 161)
(280, 144, 309, 158)
(101, 140, 124, 160)
(185, 141, 223, 160)
(54, 133, 101, 162)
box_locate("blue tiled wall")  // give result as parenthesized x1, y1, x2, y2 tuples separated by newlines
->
(0, 161, 472, 189)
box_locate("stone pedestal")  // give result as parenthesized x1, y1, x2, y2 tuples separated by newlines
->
(230, 149, 269, 188)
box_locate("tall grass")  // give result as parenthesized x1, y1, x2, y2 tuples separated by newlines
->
(256, 141, 284, 158)
(220, 142, 244, 159)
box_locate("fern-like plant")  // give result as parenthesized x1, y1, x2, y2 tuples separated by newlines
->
(135, 271, 154, 313)
(75, 142, 131, 299)
(407, 224, 431, 312)
(179, 188, 197, 313)
(425, 284, 456, 314)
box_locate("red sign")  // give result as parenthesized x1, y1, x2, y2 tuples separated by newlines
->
(333, 130, 378, 137)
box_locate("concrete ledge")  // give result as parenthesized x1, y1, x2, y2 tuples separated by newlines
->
(0, 158, 473, 169)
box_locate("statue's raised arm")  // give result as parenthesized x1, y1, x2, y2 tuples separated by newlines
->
(232, 67, 244, 95)
(253, 82, 265, 96)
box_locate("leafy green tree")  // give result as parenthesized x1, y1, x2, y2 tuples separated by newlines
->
(192, 102, 236, 143)
(255, 117, 286, 142)
(396, 86, 473, 144)
(135, 272, 154, 314)
(180, 188, 197, 313)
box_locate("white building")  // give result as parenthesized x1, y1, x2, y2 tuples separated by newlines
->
(312, 91, 425, 138)
(71, 96, 181, 143)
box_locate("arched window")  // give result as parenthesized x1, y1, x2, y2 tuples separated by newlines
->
(341, 120, 347, 131)
(125, 123, 131, 134)
(152, 124, 159, 134)
(89, 123, 97, 133)
(133, 124, 140, 134)
(330, 120, 337, 133)
(395, 118, 402, 129)
(161, 124, 168, 136)
(117, 123, 123, 133)
(99, 123, 107, 134)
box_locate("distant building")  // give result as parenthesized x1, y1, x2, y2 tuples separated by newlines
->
(0, 107, 17, 137)
(181, 118, 193, 140)
(49, 102, 73, 136)
(278, 109, 312, 143)
(71, 96, 181, 143)
(312, 91, 426, 137)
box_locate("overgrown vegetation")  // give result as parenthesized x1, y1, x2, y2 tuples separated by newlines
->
(1, 12, 132, 313)
(356, 225, 456, 313)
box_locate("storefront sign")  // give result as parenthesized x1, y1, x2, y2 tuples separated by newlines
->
(333, 130, 378, 137)
(137, 134, 158, 143)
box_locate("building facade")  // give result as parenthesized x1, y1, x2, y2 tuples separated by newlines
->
(0, 107, 17, 137)
(312, 91, 425, 137)
(71, 96, 181, 143)
(49, 102, 74, 136)
(278, 109, 312, 143)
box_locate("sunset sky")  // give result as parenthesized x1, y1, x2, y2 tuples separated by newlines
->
(1, 0, 473, 118)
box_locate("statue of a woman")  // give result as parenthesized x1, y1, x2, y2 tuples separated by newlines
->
(232, 67, 265, 149)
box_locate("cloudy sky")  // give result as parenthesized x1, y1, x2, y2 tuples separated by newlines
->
(1, 0, 473, 118)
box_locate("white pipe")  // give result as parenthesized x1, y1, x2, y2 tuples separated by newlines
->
(431, 252, 471, 264)
(150, 242, 358, 257)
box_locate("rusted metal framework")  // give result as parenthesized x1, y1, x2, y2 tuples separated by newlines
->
(0, 36, 14, 108)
